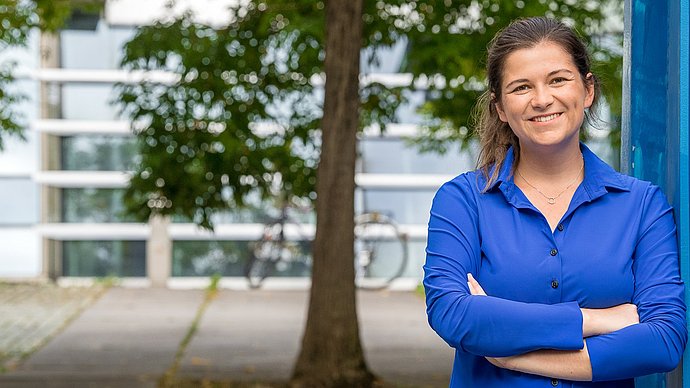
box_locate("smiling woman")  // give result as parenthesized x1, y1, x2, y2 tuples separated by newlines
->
(423, 17, 687, 388)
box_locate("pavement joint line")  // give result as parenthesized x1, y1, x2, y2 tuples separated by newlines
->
(160, 275, 221, 387)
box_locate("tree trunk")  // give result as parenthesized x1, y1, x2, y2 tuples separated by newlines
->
(290, 0, 375, 387)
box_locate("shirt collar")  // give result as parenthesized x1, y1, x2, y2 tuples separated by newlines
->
(482, 142, 630, 201)
(579, 143, 631, 199)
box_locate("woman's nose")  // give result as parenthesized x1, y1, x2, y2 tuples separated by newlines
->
(530, 86, 554, 109)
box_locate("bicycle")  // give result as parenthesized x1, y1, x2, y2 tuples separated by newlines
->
(244, 205, 312, 289)
(243, 208, 409, 290)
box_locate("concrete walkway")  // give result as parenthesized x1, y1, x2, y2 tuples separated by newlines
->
(0, 287, 452, 387)
(0, 282, 106, 371)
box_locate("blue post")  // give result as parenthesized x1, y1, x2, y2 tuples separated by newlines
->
(680, 0, 690, 386)
(675, 0, 690, 386)
(624, 0, 690, 386)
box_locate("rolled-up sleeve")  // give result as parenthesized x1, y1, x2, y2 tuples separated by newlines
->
(587, 185, 687, 381)
(424, 177, 584, 357)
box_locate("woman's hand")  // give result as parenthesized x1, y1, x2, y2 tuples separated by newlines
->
(467, 273, 487, 296)
(485, 356, 508, 369)
(581, 304, 639, 337)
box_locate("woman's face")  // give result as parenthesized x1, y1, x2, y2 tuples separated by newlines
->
(494, 41, 594, 153)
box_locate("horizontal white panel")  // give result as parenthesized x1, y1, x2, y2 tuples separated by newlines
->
(57, 276, 417, 291)
(36, 222, 428, 240)
(170, 223, 312, 240)
(32, 119, 423, 138)
(167, 276, 419, 291)
(32, 170, 450, 190)
(19, 68, 424, 88)
(38, 223, 149, 239)
(32, 119, 131, 135)
(58, 277, 151, 288)
(34, 171, 131, 188)
(16, 68, 180, 84)
(356, 173, 453, 189)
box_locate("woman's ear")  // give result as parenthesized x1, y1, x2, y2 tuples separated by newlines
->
(584, 73, 595, 109)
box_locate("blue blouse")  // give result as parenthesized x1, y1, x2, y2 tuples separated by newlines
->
(424, 144, 686, 387)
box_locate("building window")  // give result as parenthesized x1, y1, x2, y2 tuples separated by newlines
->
(50, 188, 137, 223)
(62, 240, 146, 277)
(172, 240, 311, 277)
(62, 84, 119, 120)
(61, 135, 138, 171)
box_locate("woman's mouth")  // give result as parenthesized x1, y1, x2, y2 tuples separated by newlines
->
(530, 113, 562, 122)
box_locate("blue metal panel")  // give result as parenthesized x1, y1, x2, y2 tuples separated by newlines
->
(667, 1, 690, 386)
(628, 0, 668, 189)
(678, 0, 690, 386)
(626, 0, 690, 386)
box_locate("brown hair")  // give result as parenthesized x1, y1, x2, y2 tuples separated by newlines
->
(475, 17, 601, 190)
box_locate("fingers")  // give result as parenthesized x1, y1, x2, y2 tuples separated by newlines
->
(623, 303, 640, 324)
(467, 273, 487, 296)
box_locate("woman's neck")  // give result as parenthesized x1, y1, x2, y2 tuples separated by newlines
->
(516, 143, 584, 184)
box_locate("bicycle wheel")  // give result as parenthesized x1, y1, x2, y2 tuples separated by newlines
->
(354, 212, 409, 290)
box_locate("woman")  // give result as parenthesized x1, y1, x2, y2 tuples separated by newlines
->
(424, 17, 686, 387)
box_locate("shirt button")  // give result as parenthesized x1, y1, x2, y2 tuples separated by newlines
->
(551, 378, 559, 386)
(557, 224, 564, 231)
(550, 248, 558, 256)
(551, 280, 559, 289)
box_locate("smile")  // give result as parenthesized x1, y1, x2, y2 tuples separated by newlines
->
(530, 113, 562, 122)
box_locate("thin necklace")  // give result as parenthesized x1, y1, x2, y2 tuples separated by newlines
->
(516, 157, 584, 205)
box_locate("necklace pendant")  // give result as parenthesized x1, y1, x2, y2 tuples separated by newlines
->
(547, 197, 556, 205)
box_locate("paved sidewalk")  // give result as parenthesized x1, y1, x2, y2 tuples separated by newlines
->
(0, 287, 453, 387)
(0, 282, 105, 371)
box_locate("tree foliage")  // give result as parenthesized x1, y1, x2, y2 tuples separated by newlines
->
(116, 0, 622, 229)
(117, 2, 325, 229)
(0, 0, 37, 150)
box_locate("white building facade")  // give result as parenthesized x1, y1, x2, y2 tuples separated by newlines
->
(0, 1, 616, 288)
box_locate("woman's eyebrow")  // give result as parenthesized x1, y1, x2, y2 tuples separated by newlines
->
(548, 68, 575, 77)
(504, 69, 575, 89)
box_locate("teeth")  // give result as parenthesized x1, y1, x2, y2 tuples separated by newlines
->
(532, 113, 560, 122)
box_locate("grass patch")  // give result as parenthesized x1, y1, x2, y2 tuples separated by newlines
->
(95, 276, 121, 288)
(415, 283, 425, 299)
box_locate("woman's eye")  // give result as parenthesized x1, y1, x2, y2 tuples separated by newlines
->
(512, 85, 529, 93)
(551, 77, 568, 84)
